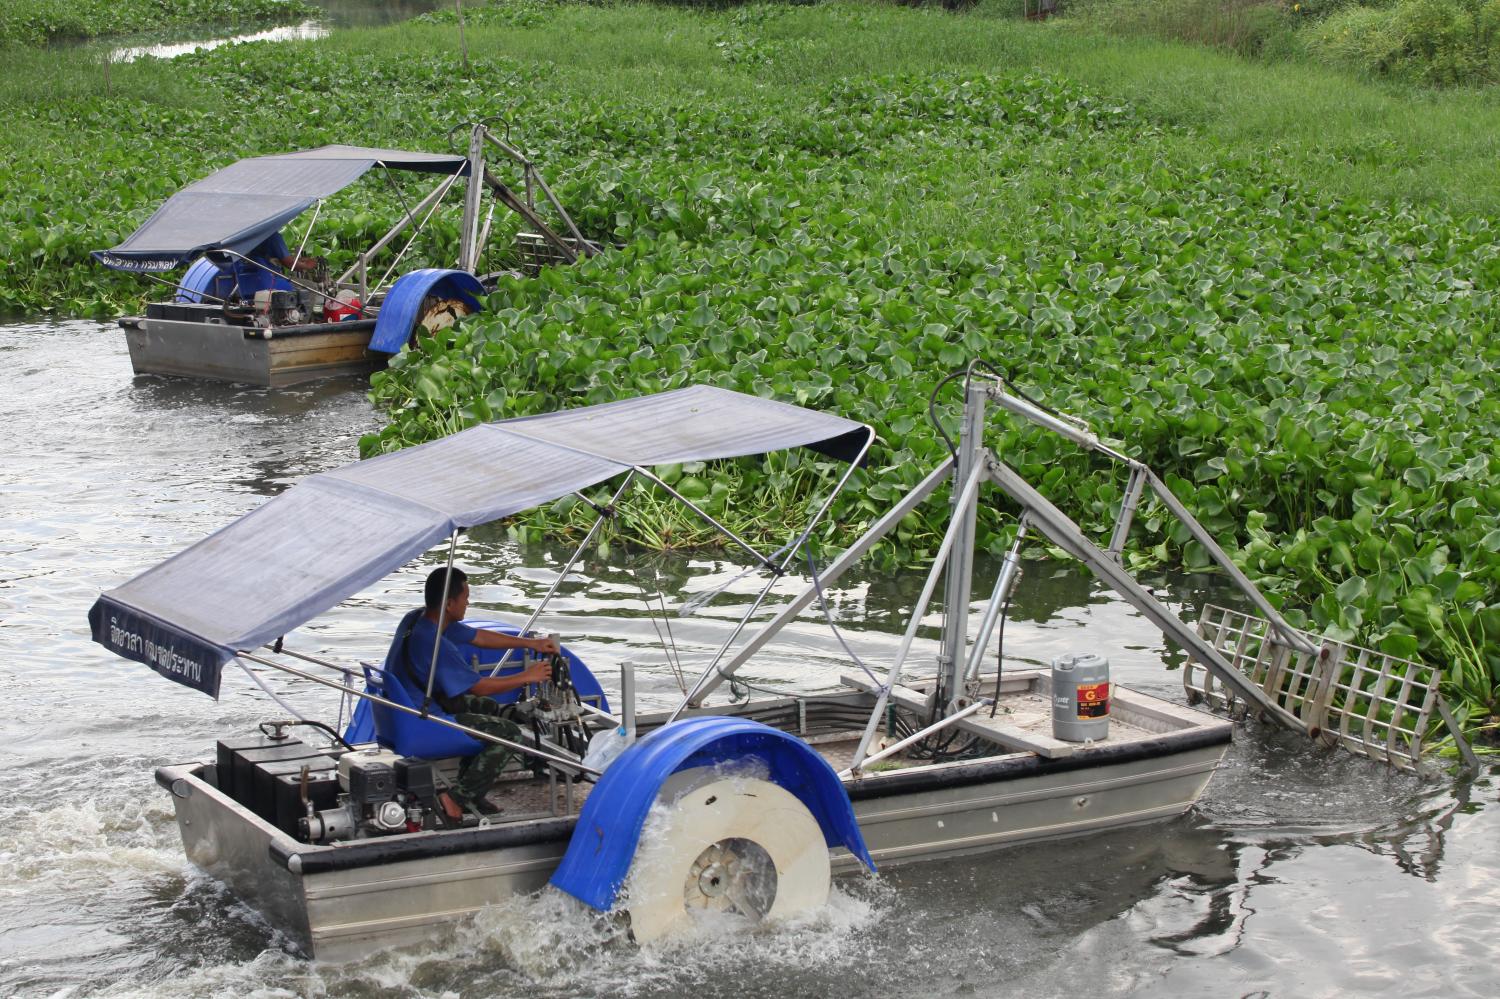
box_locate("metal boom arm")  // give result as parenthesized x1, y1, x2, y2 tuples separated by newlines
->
(983, 452, 1312, 736)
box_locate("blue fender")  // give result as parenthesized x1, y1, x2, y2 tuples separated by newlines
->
(368, 268, 486, 353)
(549, 716, 875, 911)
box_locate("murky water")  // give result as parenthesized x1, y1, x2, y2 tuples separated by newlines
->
(1, 320, 1495, 997)
(106, 0, 441, 63)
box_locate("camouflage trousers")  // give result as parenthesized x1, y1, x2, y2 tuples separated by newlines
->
(444, 695, 522, 806)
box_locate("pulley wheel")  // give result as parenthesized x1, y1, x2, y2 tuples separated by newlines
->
(623, 767, 830, 943)
(414, 295, 472, 337)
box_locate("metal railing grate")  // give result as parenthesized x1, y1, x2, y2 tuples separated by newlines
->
(1187, 604, 1443, 770)
(511, 232, 591, 276)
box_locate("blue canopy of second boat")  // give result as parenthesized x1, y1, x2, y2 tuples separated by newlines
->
(93, 145, 470, 273)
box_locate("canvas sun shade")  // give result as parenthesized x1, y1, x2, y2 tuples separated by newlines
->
(88, 386, 873, 697)
(92, 145, 471, 273)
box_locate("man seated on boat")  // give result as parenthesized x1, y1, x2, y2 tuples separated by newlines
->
(391, 567, 559, 821)
(228, 231, 319, 299)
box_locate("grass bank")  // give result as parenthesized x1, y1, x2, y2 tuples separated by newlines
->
(1058, 0, 1500, 88)
(0, 0, 316, 46)
(1, 1, 1495, 738)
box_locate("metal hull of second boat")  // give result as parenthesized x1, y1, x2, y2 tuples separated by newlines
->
(155, 703, 1229, 960)
(122, 316, 379, 387)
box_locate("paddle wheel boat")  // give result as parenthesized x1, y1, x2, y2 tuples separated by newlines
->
(91, 372, 1458, 958)
(94, 122, 595, 386)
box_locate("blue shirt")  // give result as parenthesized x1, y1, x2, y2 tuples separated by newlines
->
(387, 608, 479, 702)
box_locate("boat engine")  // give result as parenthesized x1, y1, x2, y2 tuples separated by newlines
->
(251, 289, 306, 329)
(300, 748, 441, 843)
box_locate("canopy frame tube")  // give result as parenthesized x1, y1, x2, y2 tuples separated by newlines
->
(485, 472, 638, 678)
(337, 167, 465, 290)
(422, 531, 462, 714)
(681, 455, 955, 707)
(662, 428, 874, 725)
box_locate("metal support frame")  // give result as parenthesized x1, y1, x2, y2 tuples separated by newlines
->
(325, 120, 590, 295)
(847, 463, 987, 770)
(664, 369, 1323, 783)
(937, 382, 985, 712)
(486, 472, 636, 677)
(983, 453, 1311, 735)
(482, 168, 581, 265)
(373, 174, 470, 294)
(576, 700, 621, 727)
(621, 663, 637, 742)
(482, 131, 597, 258)
(963, 515, 1028, 685)
(984, 383, 1312, 656)
(1107, 466, 1146, 563)
(662, 429, 876, 724)
(476, 203, 496, 263)
(459, 125, 486, 273)
(841, 698, 991, 778)
(1436, 696, 1481, 771)
(1137, 465, 1315, 656)
(682, 455, 956, 707)
(337, 167, 465, 286)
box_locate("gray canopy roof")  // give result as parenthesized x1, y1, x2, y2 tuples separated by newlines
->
(93, 145, 470, 272)
(88, 386, 873, 697)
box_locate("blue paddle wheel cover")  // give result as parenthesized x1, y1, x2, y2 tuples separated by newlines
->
(368, 268, 486, 353)
(549, 715, 875, 911)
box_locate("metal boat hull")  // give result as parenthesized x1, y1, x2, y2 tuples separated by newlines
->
(842, 739, 1225, 872)
(123, 316, 379, 387)
(159, 763, 575, 961)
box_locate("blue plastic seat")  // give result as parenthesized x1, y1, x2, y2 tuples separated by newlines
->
(359, 663, 484, 759)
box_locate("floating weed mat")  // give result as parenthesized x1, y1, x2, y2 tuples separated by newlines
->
(1189, 604, 1451, 770)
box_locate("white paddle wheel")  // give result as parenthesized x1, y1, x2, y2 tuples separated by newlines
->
(622, 767, 832, 943)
